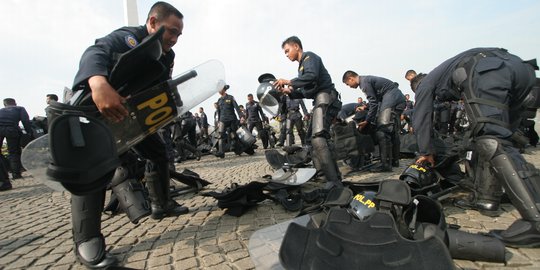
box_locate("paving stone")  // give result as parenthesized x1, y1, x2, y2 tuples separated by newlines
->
(124, 260, 147, 269)
(148, 255, 172, 268)
(201, 253, 225, 267)
(3, 146, 540, 269)
(173, 257, 199, 269)
(33, 253, 64, 266)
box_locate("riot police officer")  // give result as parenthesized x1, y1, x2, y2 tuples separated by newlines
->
(342, 72, 406, 172)
(413, 47, 540, 247)
(61, 2, 188, 267)
(215, 85, 242, 158)
(198, 107, 209, 138)
(245, 93, 269, 149)
(0, 98, 32, 180)
(274, 36, 343, 189)
(283, 95, 309, 146)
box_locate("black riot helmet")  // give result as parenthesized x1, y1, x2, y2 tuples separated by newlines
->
(399, 163, 437, 193)
(348, 191, 378, 221)
(256, 73, 281, 116)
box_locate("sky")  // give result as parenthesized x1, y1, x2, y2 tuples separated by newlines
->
(1, 0, 539, 125)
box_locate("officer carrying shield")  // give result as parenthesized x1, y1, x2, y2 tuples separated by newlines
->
(342, 72, 406, 172)
(413, 47, 540, 248)
(215, 84, 242, 158)
(273, 36, 343, 189)
(60, 2, 188, 268)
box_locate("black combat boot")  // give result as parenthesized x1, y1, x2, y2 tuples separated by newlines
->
(371, 140, 392, 172)
(454, 160, 502, 216)
(145, 163, 188, 220)
(0, 179, 12, 191)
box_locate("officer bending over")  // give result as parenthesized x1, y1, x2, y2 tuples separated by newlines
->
(66, 2, 187, 267)
(343, 72, 406, 172)
(413, 47, 540, 247)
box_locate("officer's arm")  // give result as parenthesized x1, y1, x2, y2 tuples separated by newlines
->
(89, 75, 128, 122)
(233, 98, 242, 119)
(364, 84, 379, 124)
(257, 103, 266, 121)
(247, 103, 253, 120)
(19, 107, 33, 135)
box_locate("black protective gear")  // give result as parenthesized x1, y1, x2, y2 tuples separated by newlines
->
(46, 106, 120, 195)
(311, 137, 342, 188)
(109, 166, 151, 224)
(279, 208, 454, 270)
(474, 137, 540, 221)
(71, 189, 118, 268)
(145, 161, 188, 219)
(307, 91, 342, 187)
(454, 149, 502, 215)
(491, 219, 540, 248)
(374, 107, 401, 171)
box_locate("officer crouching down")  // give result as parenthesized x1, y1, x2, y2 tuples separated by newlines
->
(46, 2, 188, 268)
(413, 47, 540, 247)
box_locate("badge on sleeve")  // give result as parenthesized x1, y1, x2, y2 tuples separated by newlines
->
(125, 35, 138, 48)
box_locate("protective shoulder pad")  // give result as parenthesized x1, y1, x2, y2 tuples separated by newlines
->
(376, 180, 412, 206)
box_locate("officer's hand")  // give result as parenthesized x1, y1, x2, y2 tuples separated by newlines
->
(416, 155, 435, 167)
(89, 76, 128, 123)
(357, 121, 368, 131)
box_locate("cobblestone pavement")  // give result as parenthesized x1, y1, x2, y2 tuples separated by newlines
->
(1, 146, 540, 270)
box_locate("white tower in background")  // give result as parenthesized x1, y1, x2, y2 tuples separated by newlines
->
(123, 0, 139, 26)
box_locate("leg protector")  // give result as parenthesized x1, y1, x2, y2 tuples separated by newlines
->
(311, 92, 331, 136)
(216, 121, 226, 157)
(110, 166, 151, 224)
(285, 118, 294, 146)
(490, 145, 540, 221)
(145, 161, 188, 219)
(311, 137, 342, 188)
(376, 107, 396, 170)
(374, 130, 392, 172)
(71, 189, 117, 268)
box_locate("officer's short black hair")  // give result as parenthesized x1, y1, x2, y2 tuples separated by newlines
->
(342, 70, 358, 83)
(199, 107, 204, 111)
(405, 69, 417, 79)
(46, 94, 59, 101)
(3, 98, 16, 106)
(282, 36, 303, 50)
(247, 94, 253, 98)
(147, 1, 183, 22)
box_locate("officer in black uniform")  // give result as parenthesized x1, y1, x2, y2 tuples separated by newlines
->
(342, 72, 406, 171)
(0, 98, 32, 180)
(198, 107, 209, 138)
(283, 95, 309, 146)
(66, 2, 187, 267)
(274, 36, 342, 189)
(245, 93, 269, 149)
(413, 47, 540, 247)
(215, 85, 242, 158)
